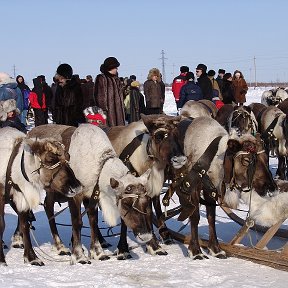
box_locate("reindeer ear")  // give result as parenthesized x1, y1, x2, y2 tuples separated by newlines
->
(227, 139, 241, 155)
(24, 138, 44, 155)
(141, 114, 154, 133)
(110, 178, 119, 189)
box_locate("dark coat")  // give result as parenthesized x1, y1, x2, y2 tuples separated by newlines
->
(143, 80, 163, 108)
(178, 81, 203, 108)
(222, 80, 235, 104)
(130, 86, 146, 122)
(0, 116, 27, 133)
(94, 72, 125, 127)
(197, 73, 213, 101)
(54, 78, 85, 127)
(81, 80, 95, 108)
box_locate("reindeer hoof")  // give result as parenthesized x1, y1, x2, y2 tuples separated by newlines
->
(0, 261, 7, 266)
(188, 252, 209, 260)
(30, 259, 45, 266)
(100, 241, 112, 248)
(208, 248, 227, 259)
(78, 259, 91, 264)
(99, 255, 110, 261)
(59, 250, 71, 256)
(155, 250, 168, 256)
(117, 252, 132, 260)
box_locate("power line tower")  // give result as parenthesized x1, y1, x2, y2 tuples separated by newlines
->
(253, 56, 257, 88)
(160, 50, 167, 83)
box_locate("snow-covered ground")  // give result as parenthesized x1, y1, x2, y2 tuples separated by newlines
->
(1, 87, 288, 288)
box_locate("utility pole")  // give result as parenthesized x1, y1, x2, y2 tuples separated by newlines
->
(249, 68, 252, 87)
(172, 63, 175, 79)
(160, 50, 167, 84)
(253, 56, 257, 87)
(13, 64, 16, 78)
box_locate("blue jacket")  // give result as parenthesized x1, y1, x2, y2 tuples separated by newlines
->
(0, 82, 23, 112)
(178, 81, 203, 108)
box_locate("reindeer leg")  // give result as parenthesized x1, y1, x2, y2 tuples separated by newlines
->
(94, 208, 111, 248)
(0, 193, 6, 265)
(277, 156, 286, 180)
(116, 219, 132, 260)
(44, 193, 70, 256)
(146, 199, 168, 256)
(69, 198, 90, 264)
(205, 204, 226, 259)
(83, 199, 109, 261)
(18, 210, 44, 266)
(188, 200, 208, 260)
(7, 201, 24, 249)
(152, 196, 174, 245)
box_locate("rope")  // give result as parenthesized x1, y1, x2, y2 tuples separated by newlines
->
(30, 228, 70, 263)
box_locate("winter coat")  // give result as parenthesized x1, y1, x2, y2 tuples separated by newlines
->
(178, 81, 203, 108)
(94, 72, 125, 127)
(172, 73, 187, 102)
(81, 80, 95, 108)
(54, 78, 85, 127)
(0, 116, 27, 133)
(29, 91, 47, 109)
(129, 86, 146, 122)
(197, 73, 213, 101)
(16, 79, 30, 110)
(232, 78, 248, 104)
(0, 82, 23, 113)
(216, 76, 224, 94)
(208, 76, 223, 100)
(222, 80, 235, 104)
(143, 80, 163, 108)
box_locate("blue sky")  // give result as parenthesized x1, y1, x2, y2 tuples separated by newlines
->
(1, 0, 288, 85)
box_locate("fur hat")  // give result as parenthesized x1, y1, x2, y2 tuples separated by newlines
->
(0, 99, 20, 121)
(185, 72, 195, 80)
(180, 66, 189, 73)
(223, 73, 232, 80)
(100, 57, 120, 73)
(0, 72, 15, 85)
(208, 70, 216, 77)
(147, 68, 161, 80)
(131, 81, 140, 87)
(218, 69, 225, 74)
(56, 64, 73, 79)
(196, 64, 207, 73)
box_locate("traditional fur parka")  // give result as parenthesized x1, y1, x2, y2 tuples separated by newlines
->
(143, 68, 163, 109)
(94, 72, 125, 127)
(54, 76, 85, 127)
(232, 70, 248, 104)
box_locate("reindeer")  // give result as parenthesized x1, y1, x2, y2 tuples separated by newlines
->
(27, 124, 153, 264)
(0, 127, 82, 266)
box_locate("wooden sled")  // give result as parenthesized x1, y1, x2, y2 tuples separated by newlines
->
(153, 205, 288, 272)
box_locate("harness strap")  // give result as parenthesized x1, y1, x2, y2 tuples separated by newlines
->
(119, 133, 146, 176)
(177, 118, 193, 150)
(262, 115, 280, 141)
(5, 139, 24, 203)
(60, 126, 77, 152)
(198, 101, 214, 117)
(176, 136, 222, 220)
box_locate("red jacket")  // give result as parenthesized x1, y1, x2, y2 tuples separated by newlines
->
(172, 73, 187, 102)
(29, 91, 47, 109)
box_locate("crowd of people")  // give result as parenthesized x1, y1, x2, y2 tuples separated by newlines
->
(0, 57, 248, 133)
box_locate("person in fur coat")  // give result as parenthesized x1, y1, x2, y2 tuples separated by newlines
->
(232, 70, 248, 105)
(143, 68, 163, 115)
(129, 81, 146, 123)
(94, 57, 125, 127)
(54, 64, 85, 127)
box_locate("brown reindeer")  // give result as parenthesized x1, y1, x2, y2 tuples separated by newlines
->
(173, 117, 277, 259)
(0, 127, 82, 266)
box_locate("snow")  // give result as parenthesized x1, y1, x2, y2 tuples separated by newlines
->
(1, 87, 288, 287)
